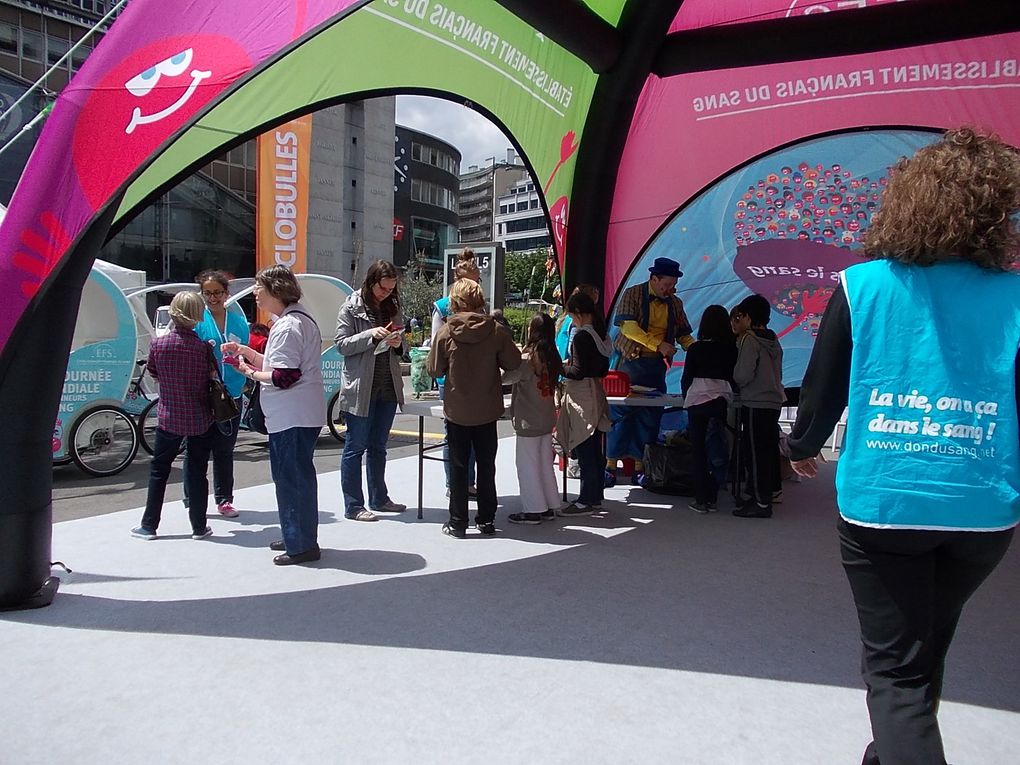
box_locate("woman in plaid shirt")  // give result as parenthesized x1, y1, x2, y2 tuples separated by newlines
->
(132, 292, 217, 541)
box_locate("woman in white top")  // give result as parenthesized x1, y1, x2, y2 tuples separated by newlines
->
(224, 266, 325, 566)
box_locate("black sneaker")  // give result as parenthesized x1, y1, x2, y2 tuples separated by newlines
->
(191, 526, 213, 539)
(508, 513, 542, 525)
(556, 502, 596, 517)
(475, 521, 496, 536)
(539, 509, 556, 521)
(733, 500, 772, 518)
(442, 523, 466, 539)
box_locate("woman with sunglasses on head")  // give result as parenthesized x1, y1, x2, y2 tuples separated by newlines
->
(335, 260, 407, 522)
(192, 270, 249, 518)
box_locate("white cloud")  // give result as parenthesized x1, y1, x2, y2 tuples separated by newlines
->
(396, 95, 514, 173)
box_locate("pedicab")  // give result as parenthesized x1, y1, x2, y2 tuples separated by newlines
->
(53, 264, 142, 477)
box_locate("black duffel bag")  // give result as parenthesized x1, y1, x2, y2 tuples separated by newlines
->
(639, 438, 695, 496)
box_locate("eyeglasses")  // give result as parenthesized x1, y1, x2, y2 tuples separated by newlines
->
(202, 290, 226, 298)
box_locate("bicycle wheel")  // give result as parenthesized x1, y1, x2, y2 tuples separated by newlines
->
(70, 406, 139, 478)
(138, 398, 159, 455)
(327, 391, 346, 442)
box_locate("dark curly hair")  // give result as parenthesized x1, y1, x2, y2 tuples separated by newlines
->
(862, 127, 1020, 270)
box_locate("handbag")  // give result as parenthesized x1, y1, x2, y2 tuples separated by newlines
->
(209, 374, 240, 423)
(207, 347, 241, 423)
(241, 380, 267, 434)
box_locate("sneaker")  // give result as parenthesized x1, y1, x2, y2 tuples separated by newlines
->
(217, 501, 239, 518)
(345, 509, 378, 522)
(475, 521, 496, 536)
(131, 526, 156, 540)
(733, 501, 773, 519)
(689, 501, 710, 514)
(772, 490, 784, 504)
(508, 512, 542, 525)
(191, 526, 213, 539)
(557, 502, 595, 517)
(603, 470, 617, 488)
(442, 522, 466, 539)
(566, 460, 581, 479)
(539, 509, 556, 521)
(372, 500, 406, 513)
(631, 472, 644, 486)
(706, 501, 718, 513)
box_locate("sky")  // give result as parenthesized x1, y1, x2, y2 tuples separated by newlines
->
(395, 95, 514, 172)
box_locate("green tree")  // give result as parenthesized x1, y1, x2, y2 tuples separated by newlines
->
(400, 270, 442, 346)
(503, 249, 552, 302)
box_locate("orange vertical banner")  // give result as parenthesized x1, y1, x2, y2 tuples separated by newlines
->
(256, 115, 312, 276)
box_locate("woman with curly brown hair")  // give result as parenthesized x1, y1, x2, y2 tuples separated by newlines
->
(788, 127, 1020, 765)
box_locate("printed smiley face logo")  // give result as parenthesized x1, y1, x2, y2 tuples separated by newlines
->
(72, 35, 250, 208)
(123, 48, 211, 134)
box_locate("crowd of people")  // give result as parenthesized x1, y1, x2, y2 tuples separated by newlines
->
(125, 128, 1019, 763)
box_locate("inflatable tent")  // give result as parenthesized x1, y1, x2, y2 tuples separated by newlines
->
(0, 0, 1017, 608)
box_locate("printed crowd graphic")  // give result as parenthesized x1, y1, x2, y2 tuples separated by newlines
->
(613, 130, 938, 387)
(732, 161, 887, 337)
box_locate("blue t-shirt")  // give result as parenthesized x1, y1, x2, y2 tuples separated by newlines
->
(195, 308, 250, 398)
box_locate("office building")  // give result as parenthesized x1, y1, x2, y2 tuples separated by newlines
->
(393, 124, 460, 276)
(493, 175, 550, 253)
(458, 149, 527, 244)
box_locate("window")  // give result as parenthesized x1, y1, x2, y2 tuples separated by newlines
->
(516, 202, 528, 212)
(506, 217, 547, 233)
(47, 35, 69, 69)
(0, 24, 17, 57)
(351, 179, 357, 187)
(351, 136, 357, 145)
(21, 30, 43, 62)
(530, 199, 539, 209)
(71, 42, 91, 71)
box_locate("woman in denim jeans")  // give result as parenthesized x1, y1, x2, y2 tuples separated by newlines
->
(335, 260, 406, 521)
(225, 266, 325, 565)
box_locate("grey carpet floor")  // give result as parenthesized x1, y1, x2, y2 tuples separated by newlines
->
(2, 441, 1017, 764)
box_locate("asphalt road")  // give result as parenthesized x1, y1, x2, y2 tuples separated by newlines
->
(51, 384, 515, 523)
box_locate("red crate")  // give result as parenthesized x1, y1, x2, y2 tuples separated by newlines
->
(602, 370, 631, 397)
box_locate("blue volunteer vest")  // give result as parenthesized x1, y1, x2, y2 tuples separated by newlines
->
(838, 259, 1020, 530)
(433, 296, 452, 386)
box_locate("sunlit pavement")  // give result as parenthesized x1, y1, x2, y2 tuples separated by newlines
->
(4, 441, 1018, 763)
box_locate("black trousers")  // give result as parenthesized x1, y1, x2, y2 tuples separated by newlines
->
(839, 519, 1014, 765)
(141, 425, 215, 534)
(446, 420, 498, 530)
(738, 406, 780, 505)
(687, 397, 728, 505)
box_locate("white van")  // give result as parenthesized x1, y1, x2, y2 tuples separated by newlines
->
(153, 305, 172, 337)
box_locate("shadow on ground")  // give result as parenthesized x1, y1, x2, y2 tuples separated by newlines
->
(11, 467, 1019, 714)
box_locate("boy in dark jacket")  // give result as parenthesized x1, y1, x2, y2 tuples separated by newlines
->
(731, 294, 785, 518)
(427, 279, 521, 537)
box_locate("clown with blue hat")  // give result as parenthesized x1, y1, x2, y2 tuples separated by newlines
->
(607, 256, 694, 484)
